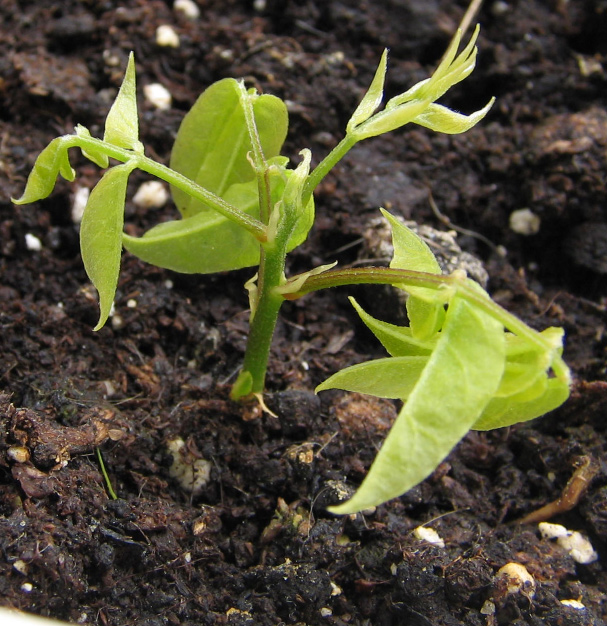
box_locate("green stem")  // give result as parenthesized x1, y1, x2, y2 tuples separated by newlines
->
(302, 135, 357, 205)
(231, 244, 286, 400)
(71, 136, 268, 241)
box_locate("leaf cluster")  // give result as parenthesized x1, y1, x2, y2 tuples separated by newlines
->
(13, 31, 571, 514)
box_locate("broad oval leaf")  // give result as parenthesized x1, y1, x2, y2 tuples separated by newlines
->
(12, 136, 75, 204)
(329, 295, 505, 514)
(124, 165, 314, 274)
(317, 356, 428, 399)
(124, 179, 260, 273)
(170, 78, 288, 218)
(80, 163, 134, 329)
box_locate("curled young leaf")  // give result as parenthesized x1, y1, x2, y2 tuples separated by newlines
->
(80, 163, 135, 330)
(76, 125, 110, 168)
(349, 297, 435, 357)
(12, 136, 75, 205)
(411, 99, 495, 135)
(473, 377, 570, 431)
(350, 26, 492, 141)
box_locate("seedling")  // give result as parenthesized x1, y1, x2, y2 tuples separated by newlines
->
(14, 27, 570, 513)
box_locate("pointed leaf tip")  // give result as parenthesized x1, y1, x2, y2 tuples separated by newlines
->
(103, 52, 143, 152)
(347, 49, 388, 132)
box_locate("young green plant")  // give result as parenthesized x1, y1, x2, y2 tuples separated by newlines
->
(14, 26, 571, 513)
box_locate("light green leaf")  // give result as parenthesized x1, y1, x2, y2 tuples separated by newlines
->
(12, 136, 75, 204)
(123, 179, 261, 273)
(103, 52, 143, 152)
(276, 149, 313, 244)
(347, 49, 388, 133)
(494, 353, 549, 399)
(351, 27, 486, 141)
(412, 99, 495, 135)
(383, 209, 441, 275)
(382, 209, 446, 339)
(472, 377, 570, 431)
(350, 298, 435, 357)
(170, 78, 288, 218)
(123, 168, 313, 273)
(329, 295, 505, 514)
(317, 356, 428, 399)
(80, 163, 134, 330)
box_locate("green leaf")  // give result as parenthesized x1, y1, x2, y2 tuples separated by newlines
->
(382, 209, 446, 339)
(12, 136, 75, 204)
(412, 99, 495, 135)
(347, 49, 388, 133)
(317, 356, 428, 399)
(494, 354, 549, 399)
(123, 167, 314, 274)
(103, 52, 143, 152)
(329, 294, 505, 514)
(350, 298, 435, 357)
(472, 377, 570, 431)
(170, 78, 288, 218)
(80, 163, 134, 329)
(382, 209, 441, 275)
(123, 178, 261, 273)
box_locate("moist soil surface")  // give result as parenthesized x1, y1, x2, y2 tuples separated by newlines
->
(1, 1, 606, 625)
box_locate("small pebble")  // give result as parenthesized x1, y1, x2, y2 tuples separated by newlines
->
(167, 436, 211, 495)
(496, 563, 535, 597)
(413, 526, 445, 548)
(539, 522, 569, 539)
(25, 233, 42, 251)
(156, 24, 180, 48)
(144, 83, 172, 110)
(539, 522, 598, 564)
(174, 0, 200, 19)
(71, 186, 90, 223)
(557, 531, 598, 564)
(7, 446, 30, 463)
(560, 599, 586, 609)
(12, 560, 28, 575)
(509, 208, 541, 235)
(133, 181, 169, 209)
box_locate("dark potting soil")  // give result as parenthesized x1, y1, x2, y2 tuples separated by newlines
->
(0, 1, 606, 624)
